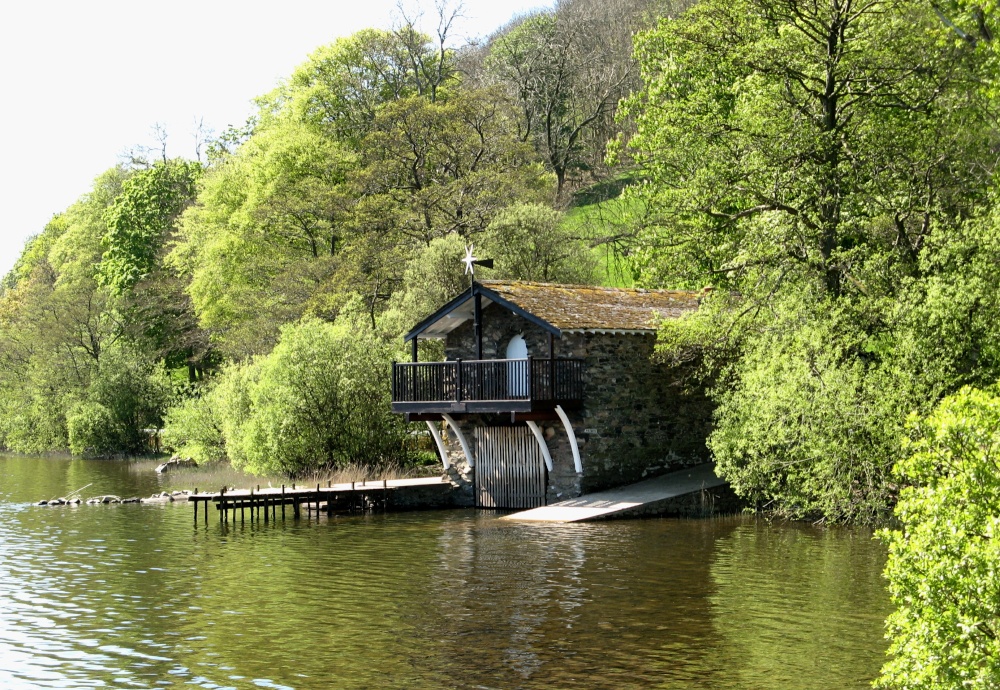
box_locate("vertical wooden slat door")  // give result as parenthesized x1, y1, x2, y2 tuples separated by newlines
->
(474, 426, 547, 509)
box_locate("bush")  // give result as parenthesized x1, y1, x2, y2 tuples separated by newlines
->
(480, 203, 596, 284)
(165, 302, 413, 477)
(63, 346, 173, 457)
(161, 385, 226, 463)
(232, 311, 407, 475)
(878, 387, 1000, 689)
(67, 401, 122, 456)
(705, 297, 913, 523)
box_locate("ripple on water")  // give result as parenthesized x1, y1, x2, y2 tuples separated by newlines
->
(0, 457, 890, 689)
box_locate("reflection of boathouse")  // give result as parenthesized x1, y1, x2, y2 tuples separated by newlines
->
(391, 281, 712, 508)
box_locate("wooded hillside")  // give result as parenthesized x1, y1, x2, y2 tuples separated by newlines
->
(4, 1, 1000, 682)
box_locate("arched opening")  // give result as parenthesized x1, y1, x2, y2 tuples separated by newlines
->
(505, 334, 528, 397)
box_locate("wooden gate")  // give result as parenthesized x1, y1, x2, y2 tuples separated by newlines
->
(474, 426, 547, 509)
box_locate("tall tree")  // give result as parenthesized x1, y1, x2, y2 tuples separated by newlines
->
(483, 0, 656, 198)
(624, 0, 998, 520)
(99, 159, 201, 294)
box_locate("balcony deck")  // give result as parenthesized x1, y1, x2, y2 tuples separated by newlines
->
(391, 358, 583, 415)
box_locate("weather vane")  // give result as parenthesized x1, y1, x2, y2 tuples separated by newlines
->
(462, 244, 493, 286)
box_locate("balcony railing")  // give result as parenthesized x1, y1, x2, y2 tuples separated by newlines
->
(392, 358, 583, 413)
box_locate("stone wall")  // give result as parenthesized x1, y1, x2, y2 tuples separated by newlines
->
(444, 302, 553, 361)
(439, 302, 713, 500)
(564, 331, 713, 494)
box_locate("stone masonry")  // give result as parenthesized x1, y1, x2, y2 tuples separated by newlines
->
(440, 301, 713, 501)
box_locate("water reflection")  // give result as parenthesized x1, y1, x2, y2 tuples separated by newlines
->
(0, 455, 889, 689)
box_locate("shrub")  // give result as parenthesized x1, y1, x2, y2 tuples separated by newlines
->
(878, 387, 1000, 688)
(67, 401, 122, 456)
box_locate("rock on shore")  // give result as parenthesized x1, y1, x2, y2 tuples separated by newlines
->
(37, 490, 192, 506)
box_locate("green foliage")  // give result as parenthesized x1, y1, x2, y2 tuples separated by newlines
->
(484, 0, 650, 196)
(878, 387, 1000, 689)
(1, 215, 68, 292)
(480, 203, 596, 283)
(163, 303, 410, 477)
(171, 118, 352, 355)
(394, 233, 470, 318)
(705, 294, 914, 522)
(67, 401, 121, 457)
(625, 0, 1000, 522)
(62, 345, 173, 457)
(161, 385, 226, 464)
(100, 160, 201, 294)
(355, 89, 551, 244)
(284, 28, 454, 143)
(234, 311, 406, 475)
(623, 0, 991, 294)
(85, 345, 172, 455)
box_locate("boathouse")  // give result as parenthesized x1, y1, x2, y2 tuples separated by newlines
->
(391, 280, 713, 509)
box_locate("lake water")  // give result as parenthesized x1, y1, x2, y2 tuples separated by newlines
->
(0, 455, 890, 689)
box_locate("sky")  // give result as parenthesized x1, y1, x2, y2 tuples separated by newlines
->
(0, 0, 550, 278)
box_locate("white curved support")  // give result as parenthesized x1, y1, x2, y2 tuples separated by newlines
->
(442, 414, 474, 468)
(526, 421, 553, 472)
(425, 421, 451, 470)
(554, 405, 583, 474)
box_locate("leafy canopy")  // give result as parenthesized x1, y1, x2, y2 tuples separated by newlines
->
(879, 386, 1000, 689)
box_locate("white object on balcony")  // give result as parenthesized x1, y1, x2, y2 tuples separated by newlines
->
(505, 334, 528, 397)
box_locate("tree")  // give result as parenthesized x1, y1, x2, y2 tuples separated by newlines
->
(480, 203, 596, 283)
(282, 21, 457, 144)
(622, 0, 991, 295)
(197, 307, 409, 477)
(160, 382, 227, 464)
(878, 386, 1000, 689)
(355, 88, 550, 245)
(99, 159, 201, 294)
(623, 0, 998, 520)
(0, 168, 128, 453)
(484, 0, 650, 198)
(66, 345, 171, 457)
(171, 119, 354, 356)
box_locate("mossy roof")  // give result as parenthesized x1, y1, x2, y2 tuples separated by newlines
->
(405, 280, 700, 341)
(480, 281, 699, 332)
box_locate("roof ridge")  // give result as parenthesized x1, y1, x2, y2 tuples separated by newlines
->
(479, 279, 697, 295)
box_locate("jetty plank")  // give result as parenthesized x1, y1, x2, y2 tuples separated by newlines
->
(502, 464, 726, 523)
(188, 476, 449, 519)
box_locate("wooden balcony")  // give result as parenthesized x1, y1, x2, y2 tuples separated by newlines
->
(391, 358, 584, 415)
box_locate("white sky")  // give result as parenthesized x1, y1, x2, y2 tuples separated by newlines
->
(0, 0, 549, 278)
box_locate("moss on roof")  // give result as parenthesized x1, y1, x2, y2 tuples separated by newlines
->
(481, 280, 699, 332)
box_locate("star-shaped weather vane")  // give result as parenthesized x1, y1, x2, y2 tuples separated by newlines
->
(462, 244, 493, 279)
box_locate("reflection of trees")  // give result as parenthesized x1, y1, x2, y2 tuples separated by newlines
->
(415, 515, 740, 689)
(708, 522, 891, 690)
(0, 462, 892, 690)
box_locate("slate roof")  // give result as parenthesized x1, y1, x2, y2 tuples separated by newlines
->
(481, 281, 699, 332)
(405, 280, 700, 341)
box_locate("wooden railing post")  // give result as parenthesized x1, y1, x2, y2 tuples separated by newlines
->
(549, 357, 555, 400)
(392, 357, 583, 406)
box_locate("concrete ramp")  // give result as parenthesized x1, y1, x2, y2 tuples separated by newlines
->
(502, 463, 726, 523)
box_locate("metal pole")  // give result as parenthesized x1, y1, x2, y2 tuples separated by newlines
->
(474, 289, 483, 360)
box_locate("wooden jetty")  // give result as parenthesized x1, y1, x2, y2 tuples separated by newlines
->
(501, 463, 727, 523)
(188, 477, 449, 524)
